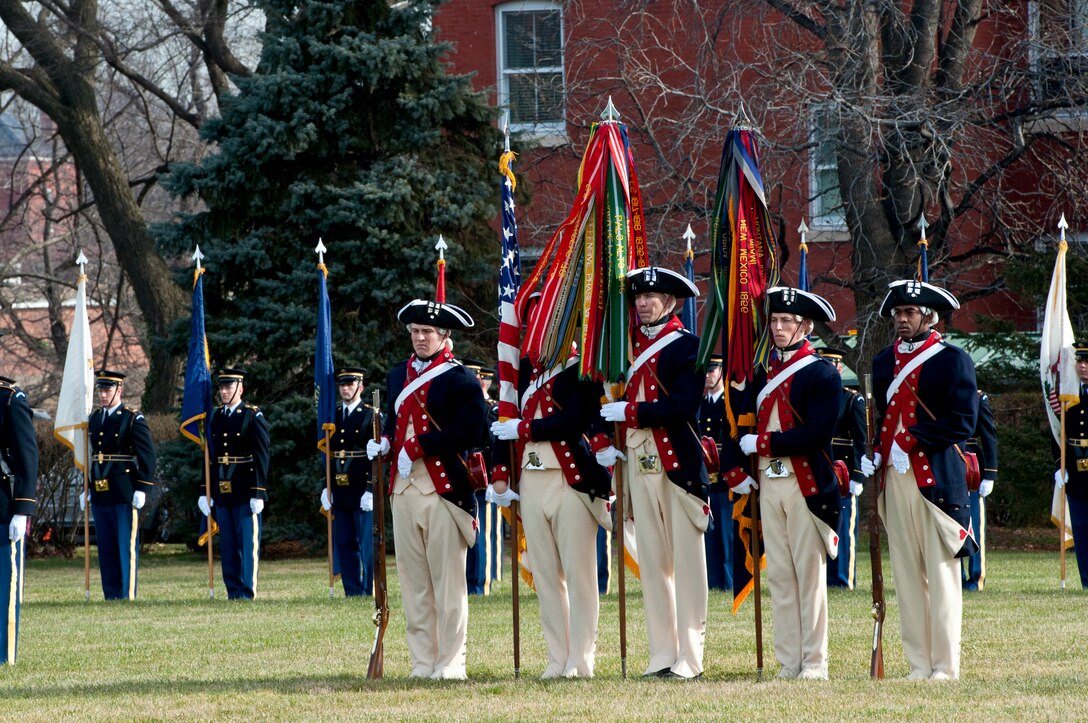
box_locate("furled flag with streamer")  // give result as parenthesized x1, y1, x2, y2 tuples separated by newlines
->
(496, 147, 522, 422)
(315, 242, 336, 453)
(1040, 215, 1079, 547)
(517, 100, 649, 382)
(180, 255, 213, 447)
(53, 252, 95, 470)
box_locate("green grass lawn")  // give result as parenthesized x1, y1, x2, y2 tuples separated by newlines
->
(2, 542, 1086, 720)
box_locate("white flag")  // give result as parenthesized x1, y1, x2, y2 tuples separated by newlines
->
(53, 270, 95, 471)
(1039, 230, 1079, 444)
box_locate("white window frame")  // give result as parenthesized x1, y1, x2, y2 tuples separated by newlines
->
(495, 1, 567, 144)
(808, 104, 845, 229)
(1028, 1, 1088, 113)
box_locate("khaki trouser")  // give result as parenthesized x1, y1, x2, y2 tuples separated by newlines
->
(625, 433, 708, 678)
(760, 468, 830, 677)
(520, 465, 600, 678)
(882, 466, 962, 679)
(391, 459, 469, 679)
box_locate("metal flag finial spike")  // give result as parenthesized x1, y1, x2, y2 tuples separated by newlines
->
(315, 237, 327, 265)
(601, 97, 619, 122)
(191, 245, 204, 272)
(435, 234, 448, 260)
(76, 249, 88, 274)
(1058, 213, 1069, 244)
(682, 223, 695, 251)
(917, 213, 929, 240)
(503, 111, 511, 154)
(798, 219, 810, 239)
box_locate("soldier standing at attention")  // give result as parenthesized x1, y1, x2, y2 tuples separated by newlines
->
(861, 280, 979, 680)
(1, 373, 37, 664)
(198, 368, 270, 600)
(320, 366, 376, 596)
(963, 389, 997, 591)
(1054, 342, 1088, 589)
(700, 354, 734, 592)
(83, 370, 156, 600)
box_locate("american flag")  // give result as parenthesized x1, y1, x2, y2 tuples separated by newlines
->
(496, 150, 522, 421)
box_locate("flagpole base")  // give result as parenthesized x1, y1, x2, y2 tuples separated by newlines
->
(1060, 579, 1066, 591)
(329, 586, 335, 599)
(208, 588, 215, 599)
(514, 667, 520, 679)
(84, 589, 90, 601)
(621, 658, 627, 680)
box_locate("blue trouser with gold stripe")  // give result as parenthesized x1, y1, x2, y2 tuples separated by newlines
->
(92, 502, 139, 600)
(2, 537, 24, 664)
(961, 491, 986, 590)
(216, 504, 261, 599)
(704, 488, 734, 591)
(334, 508, 374, 596)
(827, 494, 858, 589)
(468, 491, 500, 595)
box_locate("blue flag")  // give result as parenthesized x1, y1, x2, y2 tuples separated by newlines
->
(315, 263, 336, 452)
(180, 269, 212, 446)
(682, 246, 696, 332)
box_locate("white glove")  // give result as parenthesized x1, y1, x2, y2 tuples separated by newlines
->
(890, 441, 910, 474)
(739, 434, 758, 456)
(79, 489, 87, 512)
(132, 491, 146, 510)
(978, 479, 995, 498)
(732, 475, 758, 495)
(360, 491, 373, 512)
(491, 419, 522, 441)
(320, 488, 332, 511)
(198, 495, 212, 517)
(250, 498, 264, 515)
(595, 445, 626, 467)
(860, 453, 882, 478)
(367, 437, 390, 460)
(484, 484, 496, 504)
(397, 447, 413, 478)
(1055, 469, 1068, 488)
(849, 480, 864, 497)
(488, 483, 520, 508)
(600, 402, 629, 423)
(8, 514, 26, 542)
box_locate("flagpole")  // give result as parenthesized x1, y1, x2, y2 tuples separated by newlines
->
(204, 429, 214, 598)
(83, 427, 90, 601)
(509, 440, 521, 679)
(325, 430, 335, 598)
(1059, 402, 1068, 589)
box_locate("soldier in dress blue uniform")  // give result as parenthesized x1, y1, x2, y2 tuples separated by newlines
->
(1054, 342, 1088, 589)
(461, 359, 501, 596)
(963, 389, 997, 590)
(198, 368, 270, 600)
(319, 367, 376, 597)
(814, 347, 867, 590)
(700, 354, 734, 592)
(861, 280, 979, 680)
(737, 288, 842, 680)
(83, 370, 155, 600)
(1, 374, 38, 665)
(598, 266, 709, 680)
(368, 299, 486, 679)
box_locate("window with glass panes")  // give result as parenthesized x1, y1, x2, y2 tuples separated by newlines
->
(810, 106, 844, 227)
(497, 3, 564, 132)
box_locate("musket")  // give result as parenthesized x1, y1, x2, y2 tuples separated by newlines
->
(366, 389, 388, 679)
(862, 373, 885, 679)
(611, 383, 628, 679)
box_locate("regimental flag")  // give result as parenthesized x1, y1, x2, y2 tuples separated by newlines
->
(517, 112, 649, 382)
(53, 260, 95, 471)
(180, 264, 213, 446)
(496, 149, 522, 423)
(315, 260, 336, 453)
(1040, 218, 1079, 545)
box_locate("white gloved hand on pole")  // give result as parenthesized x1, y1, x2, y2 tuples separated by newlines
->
(732, 476, 758, 495)
(490, 419, 522, 441)
(739, 434, 759, 456)
(198, 495, 212, 517)
(366, 437, 390, 460)
(250, 498, 264, 515)
(600, 402, 629, 423)
(487, 483, 520, 508)
(1055, 469, 1068, 488)
(860, 453, 882, 478)
(320, 488, 332, 511)
(132, 491, 146, 510)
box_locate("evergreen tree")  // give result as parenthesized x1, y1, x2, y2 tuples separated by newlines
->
(155, 0, 499, 544)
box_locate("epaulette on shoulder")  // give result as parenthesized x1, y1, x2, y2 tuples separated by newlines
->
(245, 403, 261, 412)
(126, 407, 145, 419)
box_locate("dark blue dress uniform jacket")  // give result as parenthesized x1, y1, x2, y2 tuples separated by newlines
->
(832, 388, 867, 486)
(967, 391, 998, 483)
(0, 383, 38, 523)
(382, 360, 486, 516)
(873, 339, 979, 556)
(698, 392, 726, 491)
(88, 404, 156, 505)
(630, 330, 708, 499)
(494, 358, 611, 500)
(207, 404, 270, 506)
(752, 356, 842, 532)
(330, 403, 377, 511)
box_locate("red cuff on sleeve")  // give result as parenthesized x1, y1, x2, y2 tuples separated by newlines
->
(756, 433, 773, 457)
(492, 465, 510, 485)
(724, 466, 748, 488)
(518, 419, 534, 441)
(624, 402, 639, 427)
(893, 429, 916, 453)
(404, 436, 424, 460)
(589, 433, 612, 452)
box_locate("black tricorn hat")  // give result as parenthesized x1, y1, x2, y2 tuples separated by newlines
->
(767, 287, 836, 323)
(626, 267, 699, 299)
(878, 280, 960, 317)
(217, 367, 246, 384)
(94, 369, 126, 388)
(335, 367, 367, 383)
(397, 299, 474, 330)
